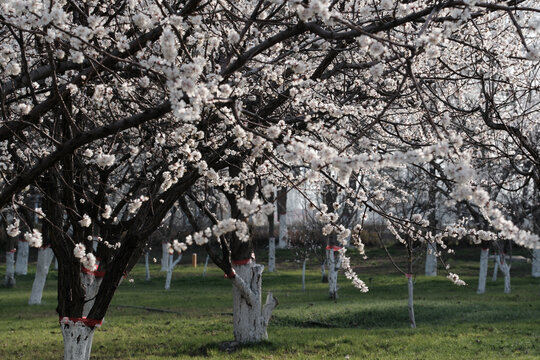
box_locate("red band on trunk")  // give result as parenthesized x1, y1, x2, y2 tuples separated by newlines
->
(8, 248, 16, 253)
(405, 273, 412, 278)
(82, 267, 106, 278)
(80, 261, 106, 278)
(60, 317, 103, 328)
(81, 263, 98, 272)
(232, 258, 252, 265)
(326, 245, 342, 251)
(19, 239, 28, 243)
(481, 248, 488, 251)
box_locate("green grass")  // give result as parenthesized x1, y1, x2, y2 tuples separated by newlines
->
(1, 247, 539, 359)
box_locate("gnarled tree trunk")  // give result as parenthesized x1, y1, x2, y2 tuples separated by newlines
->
(231, 262, 278, 343)
(29, 246, 54, 304)
(58, 270, 104, 360)
(477, 248, 489, 294)
(81, 272, 104, 316)
(60, 319, 97, 360)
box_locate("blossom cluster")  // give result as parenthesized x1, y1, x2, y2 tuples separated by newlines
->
(73, 243, 96, 271)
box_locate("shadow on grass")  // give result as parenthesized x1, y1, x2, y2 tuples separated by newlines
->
(197, 339, 278, 356)
(272, 300, 540, 330)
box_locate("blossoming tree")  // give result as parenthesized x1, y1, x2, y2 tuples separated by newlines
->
(1, 0, 540, 359)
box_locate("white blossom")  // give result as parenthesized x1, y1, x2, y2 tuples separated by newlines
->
(133, 13, 152, 29)
(227, 29, 240, 44)
(447, 272, 466, 286)
(81, 253, 97, 271)
(79, 214, 92, 228)
(128, 196, 149, 213)
(96, 153, 116, 169)
(172, 239, 187, 253)
(160, 27, 177, 62)
(102, 205, 112, 219)
(73, 243, 86, 259)
(6, 219, 20, 237)
(23, 229, 42, 247)
(5, 62, 21, 76)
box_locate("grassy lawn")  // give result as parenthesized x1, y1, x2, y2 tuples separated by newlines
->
(1, 247, 539, 359)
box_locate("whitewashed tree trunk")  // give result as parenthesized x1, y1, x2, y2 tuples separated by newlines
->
(29, 247, 54, 304)
(327, 250, 335, 298)
(4, 251, 16, 287)
(327, 250, 341, 299)
(532, 249, 540, 278)
(424, 242, 437, 276)
(164, 254, 182, 290)
(301, 258, 307, 291)
(160, 242, 169, 271)
(54, 256, 58, 270)
(59, 267, 104, 359)
(202, 255, 209, 277)
(231, 262, 278, 343)
(492, 258, 499, 281)
(81, 273, 103, 316)
(268, 237, 276, 272)
(144, 252, 151, 281)
(407, 275, 416, 328)
(278, 214, 288, 248)
(495, 255, 511, 294)
(15, 240, 29, 275)
(477, 248, 489, 294)
(60, 319, 95, 360)
(503, 268, 511, 293)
